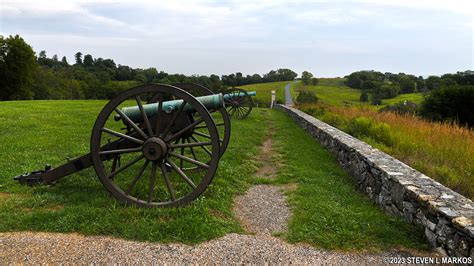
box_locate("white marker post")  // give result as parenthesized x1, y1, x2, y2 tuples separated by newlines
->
(271, 90, 276, 108)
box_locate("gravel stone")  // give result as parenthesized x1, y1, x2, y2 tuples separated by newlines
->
(233, 185, 291, 235)
(0, 232, 428, 264)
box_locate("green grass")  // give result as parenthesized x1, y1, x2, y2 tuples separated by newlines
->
(0, 101, 429, 251)
(381, 93, 424, 105)
(294, 80, 424, 108)
(0, 100, 267, 243)
(259, 110, 429, 251)
(239, 81, 291, 106)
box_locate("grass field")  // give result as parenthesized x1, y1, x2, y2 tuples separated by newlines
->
(299, 103, 474, 200)
(0, 101, 428, 250)
(294, 80, 424, 107)
(239, 81, 290, 106)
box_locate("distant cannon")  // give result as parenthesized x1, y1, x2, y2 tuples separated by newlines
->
(14, 84, 256, 208)
(224, 88, 255, 119)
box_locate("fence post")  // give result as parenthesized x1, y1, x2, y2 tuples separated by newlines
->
(270, 90, 276, 108)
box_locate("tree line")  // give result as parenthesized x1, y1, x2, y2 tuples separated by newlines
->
(344, 70, 474, 127)
(0, 35, 298, 101)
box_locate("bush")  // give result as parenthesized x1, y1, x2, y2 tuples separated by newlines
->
(360, 92, 369, 102)
(296, 90, 318, 104)
(373, 84, 399, 99)
(379, 100, 419, 115)
(420, 85, 474, 127)
(311, 77, 319, 85)
(372, 94, 382, 105)
(345, 117, 393, 147)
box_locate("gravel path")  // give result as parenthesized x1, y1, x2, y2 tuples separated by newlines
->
(233, 185, 291, 234)
(0, 231, 419, 264)
(285, 81, 295, 106)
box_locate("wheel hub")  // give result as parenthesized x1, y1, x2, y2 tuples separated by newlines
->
(142, 137, 168, 161)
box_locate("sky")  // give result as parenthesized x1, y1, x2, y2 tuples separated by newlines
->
(0, 0, 473, 77)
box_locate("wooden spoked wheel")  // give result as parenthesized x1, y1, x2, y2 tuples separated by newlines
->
(224, 88, 253, 119)
(90, 84, 220, 207)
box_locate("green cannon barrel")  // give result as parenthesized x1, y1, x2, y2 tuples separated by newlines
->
(223, 91, 256, 99)
(121, 93, 224, 123)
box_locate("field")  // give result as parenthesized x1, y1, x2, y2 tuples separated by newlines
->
(299, 103, 474, 199)
(293, 80, 424, 107)
(239, 81, 290, 106)
(0, 101, 428, 250)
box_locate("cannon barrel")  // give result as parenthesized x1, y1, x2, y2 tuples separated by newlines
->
(223, 91, 256, 99)
(119, 91, 256, 123)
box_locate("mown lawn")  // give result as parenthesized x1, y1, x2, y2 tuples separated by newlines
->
(257, 109, 429, 251)
(0, 101, 429, 251)
(0, 100, 267, 243)
(239, 81, 290, 106)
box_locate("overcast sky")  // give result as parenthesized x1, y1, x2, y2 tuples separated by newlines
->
(0, 0, 473, 77)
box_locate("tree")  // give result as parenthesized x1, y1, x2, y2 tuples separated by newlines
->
(311, 77, 319, 85)
(420, 85, 474, 127)
(0, 35, 37, 100)
(83, 54, 93, 67)
(74, 52, 83, 65)
(301, 71, 313, 85)
(398, 75, 416, 93)
(61, 56, 68, 66)
(361, 80, 380, 91)
(360, 92, 368, 102)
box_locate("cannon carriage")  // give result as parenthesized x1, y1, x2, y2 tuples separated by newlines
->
(14, 84, 256, 207)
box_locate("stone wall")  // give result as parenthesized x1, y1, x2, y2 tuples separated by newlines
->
(275, 104, 473, 257)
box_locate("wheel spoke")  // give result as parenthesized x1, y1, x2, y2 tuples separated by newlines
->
(154, 93, 164, 137)
(114, 107, 148, 139)
(190, 135, 212, 156)
(148, 161, 157, 203)
(166, 158, 197, 189)
(135, 96, 153, 137)
(126, 160, 150, 195)
(169, 152, 209, 169)
(107, 155, 144, 179)
(187, 137, 198, 160)
(168, 141, 213, 148)
(192, 130, 211, 139)
(99, 147, 142, 155)
(179, 138, 185, 169)
(160, 162, 176, 201)
(102, 127, 144, 145)
(165, 118, 204, 142)
(162, 101, 186, 138)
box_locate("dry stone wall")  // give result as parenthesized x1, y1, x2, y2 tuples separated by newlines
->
(275, 104, 473, 257)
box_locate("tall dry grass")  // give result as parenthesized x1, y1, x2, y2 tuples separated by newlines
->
(299, 104, 474, 200)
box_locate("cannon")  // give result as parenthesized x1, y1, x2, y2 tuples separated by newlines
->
(224, 88, 255, 119)
(14, 84, 256, 208)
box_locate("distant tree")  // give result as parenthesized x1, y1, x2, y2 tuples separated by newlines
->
(0, 35, 37, 100)
(311, 77, 319, 85)
(346, 73, 362, 88)
(301, 71, 313, 85)
(61, 56, 68, 66)
(371, 94, 382, 105)
(420, 85, 474, 127)
(52, 54, 58, 63)
(398, 75, 416, 93)
(83, 54, 93, 68)
(361, 80, 380, 91)
(373, 84, 399, 99)
(426, 76, 441, 90)
(360, 92, 369, 102)
(74, 52, 83, 65)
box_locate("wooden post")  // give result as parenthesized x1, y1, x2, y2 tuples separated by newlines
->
(271, 90, 276, 108)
